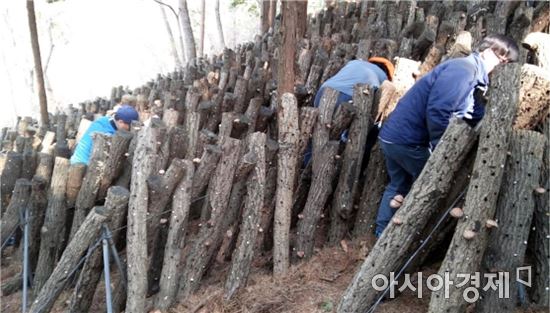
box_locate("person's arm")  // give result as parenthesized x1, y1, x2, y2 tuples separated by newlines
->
(426, 65, 475, 149)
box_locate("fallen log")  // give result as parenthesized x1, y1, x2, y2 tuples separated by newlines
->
(429, 64, 521, 313)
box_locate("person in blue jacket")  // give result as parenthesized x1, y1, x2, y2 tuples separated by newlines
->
(374, 34, 519, 237)
(303, 57, 394, 164)
(314, 56, 395, 108)
(70, 105, 139, 165)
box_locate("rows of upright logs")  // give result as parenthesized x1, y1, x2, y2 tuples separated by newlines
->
(1, 1, 548, 313)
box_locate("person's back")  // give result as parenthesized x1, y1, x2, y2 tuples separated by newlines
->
(70, 116, 116, 164)
(379, 53, 488, 149)
(321, 59, 388, 96)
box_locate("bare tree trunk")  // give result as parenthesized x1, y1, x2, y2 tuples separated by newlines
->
(261, 0, 270, 34)
(277, 0, 298, 96)
(215, 0, 225, 50)
(159, 5, 182, 68)
(296, 0, 308, 40)
(179, 0, 196, 61)
(199, 0, 205, 57)
(273, 93, 299, 275)
(26, 0, 49, 127)
(268, 0, 277, 31)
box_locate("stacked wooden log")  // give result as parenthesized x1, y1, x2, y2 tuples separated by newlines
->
(1, 1, 548, 313)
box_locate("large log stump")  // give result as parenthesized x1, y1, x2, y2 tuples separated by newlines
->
(522, 32, 550, 70)
(33, 157, 70, 295)
(28, 205, 113, 313)
(273, 93, 299, 275)
(224, 132, 266, 299)
(328, 84, 375, 245)
(429, 64, 521, 313)
(66, 186, 130, 313)
(155, 160, 194, 311)
(337, 118, 479, 313)
(178, 138, 241, 301)
(477, 130, 545, 312)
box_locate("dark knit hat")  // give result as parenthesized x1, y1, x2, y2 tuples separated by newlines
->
(114, 105, 139, 124)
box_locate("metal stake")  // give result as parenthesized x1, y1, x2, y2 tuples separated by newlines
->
(101, 226, 113, 313)
(22, 207, 29, 313)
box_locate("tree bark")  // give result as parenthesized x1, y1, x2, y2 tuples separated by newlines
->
(513, 64, 549, 130)
(69, 133, 110, 241)
(429, 64, 521, 313)
(126, 118, 165, 313)
(224, 132, 266, 299)
(28, 206, 112, 313)
(328, 85, 375, 245)
(179, 0, 196, 61)
(65, 163, 87, 209)
(277, 0, 298, 96)
(155, 160, 194, 311)
(198, 0, 205, 57)
(33, 157, 70, 295)
(97, 130, 133, 200)
(191, 144, 222, 200)
(159, 5, 182, 68)
(66, 187, 130, 313)
(178, 138, 241, 301)
(477, 130, 545, 312)
(337, 119, 478, 313)
(1, 151, 23, 213)
(296, 0, 308, 41)
(530, 121, 549, 306)
(215, 0, 225, 50)
(294, 88, 340, 261)
(273, 93, 299, 275)
(353, 142, 387, 238)
(1, 179, 31, 249)
(27, 0, 49, 127)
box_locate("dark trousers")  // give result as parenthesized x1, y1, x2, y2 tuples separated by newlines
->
(375, 140, 430, 237)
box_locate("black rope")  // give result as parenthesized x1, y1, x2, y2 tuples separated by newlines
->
(365, 187, 468, 313)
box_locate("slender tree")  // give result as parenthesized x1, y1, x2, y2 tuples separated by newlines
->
(152, 0, 186, 64)
(159, 5, 183, 68)
(268, 0, 277, 31)
(27, 0, 49, 127)
(261, 0, 270, 34)
(215, 0, 225, 49)
(198, 0, 205, 57)
(296, 0, 308, 40)
(179, 0, 196, 61)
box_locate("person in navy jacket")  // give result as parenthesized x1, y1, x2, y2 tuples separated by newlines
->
(374, 34, 519, 237)
(70, 105, 139, 165)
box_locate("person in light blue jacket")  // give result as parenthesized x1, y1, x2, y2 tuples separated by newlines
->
(70, 105, 139, 165)
(374, 34, 519, 237)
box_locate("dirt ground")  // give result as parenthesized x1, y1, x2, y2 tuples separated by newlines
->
(1, 240, 548, 313)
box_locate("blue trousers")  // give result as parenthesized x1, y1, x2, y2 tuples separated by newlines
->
(375, 140, 430, 237)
